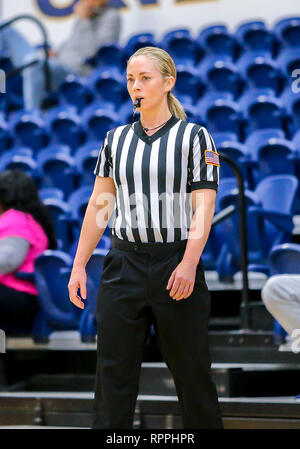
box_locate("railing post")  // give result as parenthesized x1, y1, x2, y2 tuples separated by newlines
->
(218, 152, 250, 329)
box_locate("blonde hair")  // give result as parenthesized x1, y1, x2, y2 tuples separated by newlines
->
(127, 46, 187, 121)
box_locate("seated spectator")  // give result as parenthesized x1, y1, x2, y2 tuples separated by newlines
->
(0, 0, 121, 110)
(262, 274, 300, 351)
(0, 170, 57, 335)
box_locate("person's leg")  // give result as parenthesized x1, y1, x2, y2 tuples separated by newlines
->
(150, 248, 223, 429)
(22, 56, 74, 110)
(92, 247, 151, 429)
(0, 21, 34, 66)
(262, 274, 300, 336)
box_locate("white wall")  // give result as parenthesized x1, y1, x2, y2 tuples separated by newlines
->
(1, 0, 299, 48)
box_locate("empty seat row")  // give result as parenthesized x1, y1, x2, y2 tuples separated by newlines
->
(0, 83, 300, 155)
(92, 18, 300, 70)
(203, 175, 299, 278)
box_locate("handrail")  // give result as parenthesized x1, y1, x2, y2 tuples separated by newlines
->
(217, 152, 250, 329)
(0, 14, 52, 91)
(6, 59, 40, 79)
(212, 204, 236, 226)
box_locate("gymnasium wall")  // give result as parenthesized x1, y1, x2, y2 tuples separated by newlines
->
(1, 0, 299, 48)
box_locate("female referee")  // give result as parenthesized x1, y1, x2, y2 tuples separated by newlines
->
(68, 46, 223, 430)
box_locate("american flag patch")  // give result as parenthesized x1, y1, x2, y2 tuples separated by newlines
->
(204, 150, 220, 167)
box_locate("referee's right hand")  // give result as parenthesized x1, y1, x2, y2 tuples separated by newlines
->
(68, 266, 87, 309)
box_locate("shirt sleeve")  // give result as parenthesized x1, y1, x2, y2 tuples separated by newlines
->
(0, 237, 30, 274)
(188, 126, 220, 192)
(94, 133, 113, 178)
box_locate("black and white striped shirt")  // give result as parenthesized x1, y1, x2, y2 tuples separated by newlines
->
(94, 115, 220, 243)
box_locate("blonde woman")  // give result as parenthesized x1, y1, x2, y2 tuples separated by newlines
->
(68, 46, 223, 429)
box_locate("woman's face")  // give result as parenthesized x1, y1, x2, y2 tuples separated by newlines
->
(126, 55, 174, 112)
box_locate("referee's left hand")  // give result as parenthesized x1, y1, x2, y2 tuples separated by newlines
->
(166, 260, 197, 300)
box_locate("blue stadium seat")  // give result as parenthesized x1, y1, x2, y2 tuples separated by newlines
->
(69, 235, 111, 260)
(74, 141, 100, 186)
(87, 69, 127, 110)
(215, 175, 298, 279)
(95, 43, 126, 72)
(0, 146, 33, 159)
(199, 57, 245, 98)
(196, 89, 234, 104)
(238, 86, 276, 108)
(0, 54, 23, 114)
(45, 107, 87, 151)
(204, 177, 243, 272)
(273, 17, 300, 48)
(276, 47, 300, 77)
(38, 187, 64, 201)
(245, 128, 286, 155)
(68, 185, 93, 218)
(161, 29, 199, 65)
(238, 91, 287, 135)
(181, 103, 203, 124)
(249, 174, 298, 254)
(198, 24, 239, 59)
(237, 52, 284, 94)
(215, 177, 240, 212)
(42, 198, 74, 251)
(124, 32, 157, 56)
(292, 129, 300, 151)
(257, 137, 298, 177)
(217, 141, 249, 179)
(280, 86, 300, 136)
(198, 96, 244, 139)
(0, 116, 13, 152)
(38, 143, 71, 155)
(235, 21, 277, 56)
(161, 28, 191, 40)
(0, 151, 37, 178)
(37, 149, 78, 199)
(118, 98, 136, 124)
(244, 128, 286, 184)
(81, 103, 119, 141)
(78, 248, 109, 342)
(212, 131, 239, 147)
(8, 110, 50, 153)
(58, 74, 94, 112)
(33, 250, 82, 343)
(68, 185, 93, 240)
(269, 243, 300, 275)
(173, 64, 205, 102)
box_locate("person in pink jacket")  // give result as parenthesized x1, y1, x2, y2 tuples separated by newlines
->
(0, 170, 57, 334)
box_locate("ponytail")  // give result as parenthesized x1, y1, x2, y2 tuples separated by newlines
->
(167, 91, 186, 121)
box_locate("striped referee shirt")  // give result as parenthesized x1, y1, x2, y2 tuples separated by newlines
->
(94, 114, 220, 243)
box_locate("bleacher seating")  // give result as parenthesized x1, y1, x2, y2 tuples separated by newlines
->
(1, 17, 300, 336)
(215, 175, 298, 279)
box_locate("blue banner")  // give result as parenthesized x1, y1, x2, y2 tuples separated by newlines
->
(35, 0, 186, 17)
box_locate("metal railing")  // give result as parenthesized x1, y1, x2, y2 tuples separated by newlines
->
(0, 14, 52, 91)
(212, 152, 250, 329)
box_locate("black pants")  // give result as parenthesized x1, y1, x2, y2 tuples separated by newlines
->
(0, 283, 39, 334)
(92, 236, 223, 429)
